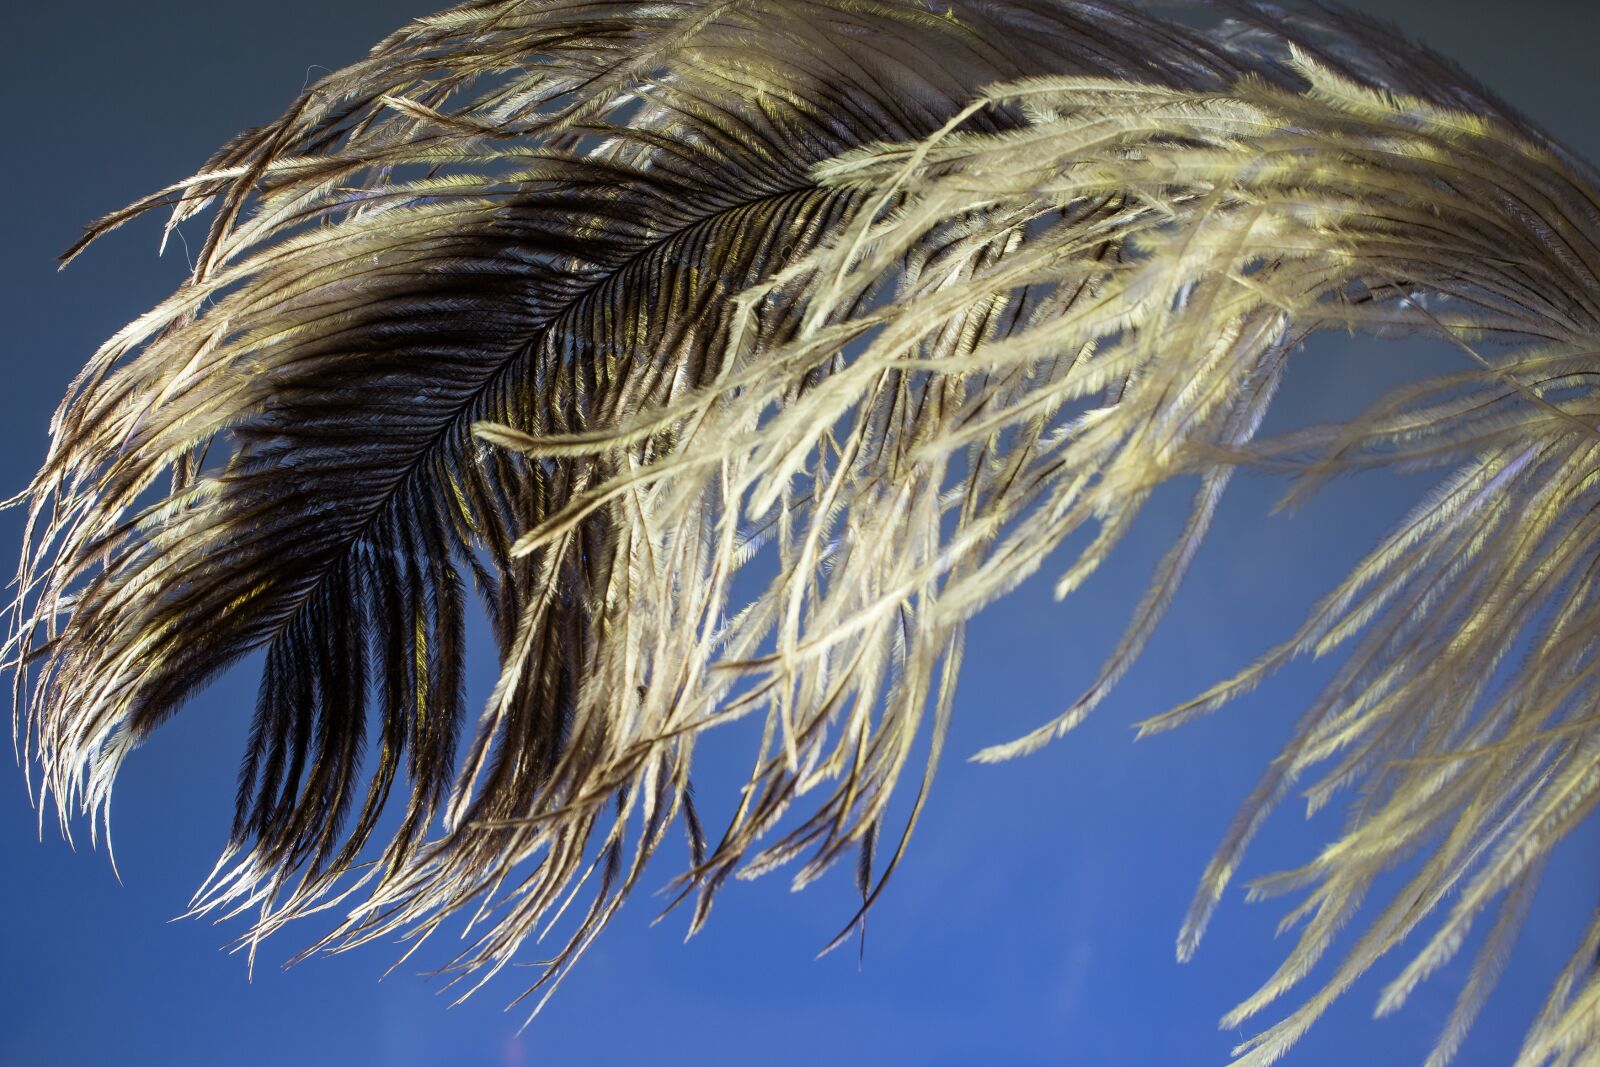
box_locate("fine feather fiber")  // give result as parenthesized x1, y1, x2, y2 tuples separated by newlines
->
(8, 1, 1598, 1063)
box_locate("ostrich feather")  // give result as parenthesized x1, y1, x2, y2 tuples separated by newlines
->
(8, 1, 1598, 1063)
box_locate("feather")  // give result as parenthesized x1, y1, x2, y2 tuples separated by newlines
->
(9, 1, 1598, 1062)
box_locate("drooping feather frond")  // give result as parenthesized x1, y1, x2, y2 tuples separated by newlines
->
(9, 1, 1598, 1063)
(779, 62, 1600, 1064)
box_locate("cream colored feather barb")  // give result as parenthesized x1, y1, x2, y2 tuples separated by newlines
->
(770, 62, 1600, 1065)
(8, 0, 1598, 1063)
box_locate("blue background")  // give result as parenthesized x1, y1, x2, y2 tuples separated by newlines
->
(2, 2, 1596, 1064)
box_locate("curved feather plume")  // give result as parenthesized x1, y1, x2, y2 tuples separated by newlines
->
(9, 1, 1597, 1063)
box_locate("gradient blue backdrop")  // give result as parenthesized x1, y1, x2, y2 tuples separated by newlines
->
(3, 3, 1597, 1065)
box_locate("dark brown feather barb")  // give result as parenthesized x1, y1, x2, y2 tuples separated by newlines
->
(10, 1, 1599, 1061)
